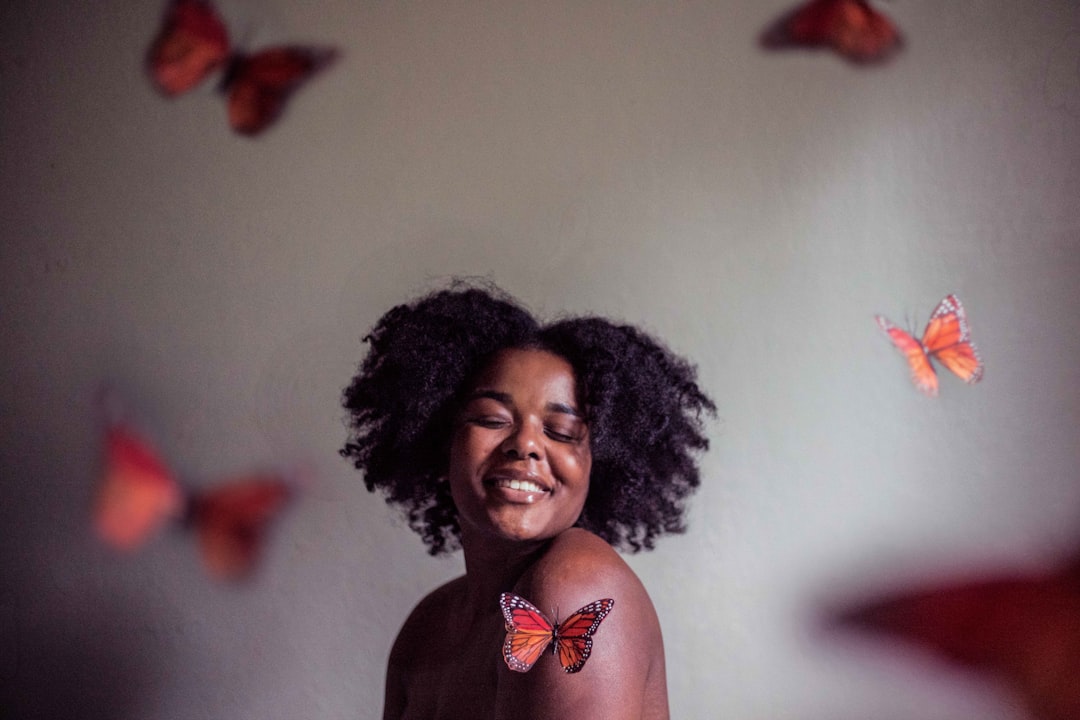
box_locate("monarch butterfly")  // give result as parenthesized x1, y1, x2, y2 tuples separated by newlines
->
(760, 0, 902, 64)
(146, 0, 338, 135)
(499, 592, 615, 674)
(875, 294, 984, 397)
(833, 554, 1080, 720)
(95, 422, 293, 580)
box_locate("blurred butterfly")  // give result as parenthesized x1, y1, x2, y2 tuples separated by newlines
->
(146, 0, 338, 136)
(875, 294, 984, 397)
(832, 555, 1080, 720)
(760, 0, 902, 64)
(95, 422, 293, 580)
(499, 592, 614, 674)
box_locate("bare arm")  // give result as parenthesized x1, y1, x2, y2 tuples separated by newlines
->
(381, 624, 409, 720)
(494, 529, 668, 720)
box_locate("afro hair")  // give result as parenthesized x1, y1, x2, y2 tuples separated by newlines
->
(341, 281, 715, 555)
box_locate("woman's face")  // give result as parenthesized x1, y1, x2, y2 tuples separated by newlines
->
(448, 348, 592, 547)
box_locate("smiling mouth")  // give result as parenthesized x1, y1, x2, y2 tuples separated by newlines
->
(490, 477, 549, 493)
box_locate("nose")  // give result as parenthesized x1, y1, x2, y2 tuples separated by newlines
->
(501, 421, 542, 461)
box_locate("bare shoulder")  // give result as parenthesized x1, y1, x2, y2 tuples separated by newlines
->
(391, 575, 465, 655)
(383, 576, 471, 719)
(498, 529, 669, 720)
(518, 528, 656, 623)
(386, 575, 467, 686)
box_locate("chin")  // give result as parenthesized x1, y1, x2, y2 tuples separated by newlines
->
(483, 513, 554, 545)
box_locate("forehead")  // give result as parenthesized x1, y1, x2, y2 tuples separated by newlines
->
(471, 348, 580, 400)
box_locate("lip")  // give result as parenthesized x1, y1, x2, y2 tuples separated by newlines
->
(483, 469, 552, 502)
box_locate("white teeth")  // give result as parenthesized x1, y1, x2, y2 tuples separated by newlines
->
(495, 478, 546, 493)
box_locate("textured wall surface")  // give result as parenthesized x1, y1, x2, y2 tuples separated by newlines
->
(2, 1, 1079, 718)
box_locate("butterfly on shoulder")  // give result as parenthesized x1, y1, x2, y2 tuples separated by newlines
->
(760, 0, 902, 65)
(499, 592, 615, 674)
(95, 422, 294, 580)
(875, 294, 984, 397)
(146, 0, 338, 136)
(832, 554, 1080, 720)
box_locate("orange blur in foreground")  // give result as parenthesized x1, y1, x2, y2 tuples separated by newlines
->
(834, 557, 1080, 720)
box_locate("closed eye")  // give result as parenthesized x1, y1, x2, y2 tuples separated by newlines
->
(545, 425, 585, 443)
(467, 416, 510, 429)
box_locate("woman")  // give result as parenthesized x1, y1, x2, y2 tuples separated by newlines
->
(341, 282, 714, 719)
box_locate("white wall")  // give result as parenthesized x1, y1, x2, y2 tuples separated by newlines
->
(2, 1, 1078, 718)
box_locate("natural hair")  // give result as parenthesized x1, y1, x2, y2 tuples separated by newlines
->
(340, 281, 715, 555)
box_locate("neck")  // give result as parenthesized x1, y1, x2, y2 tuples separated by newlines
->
(458, 528, 549, 613)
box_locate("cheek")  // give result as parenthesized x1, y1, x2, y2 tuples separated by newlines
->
(447, 427, 498, 478)
(565, 455, 591, 518)
(578, 451, 592, 483)
(558, 447, 592, 489)
(449, 424, 479, 455)
(445, 431, 471, 493)
(446, 436, 478, 513)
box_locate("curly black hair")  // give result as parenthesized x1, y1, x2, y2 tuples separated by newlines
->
(340, 281, 715, 555)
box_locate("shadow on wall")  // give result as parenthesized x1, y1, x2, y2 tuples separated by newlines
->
(0, 588, 164, 720)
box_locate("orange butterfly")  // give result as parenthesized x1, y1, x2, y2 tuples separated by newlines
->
(146, 0, 337, 136)
(833, 555, 1080, 720)
(499, 592, 615, 674)
(875, 294, 984, 397)
(95, 422, 293, 580)
(760, 0, 902, 64)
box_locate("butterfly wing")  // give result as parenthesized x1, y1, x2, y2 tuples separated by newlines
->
(920, 294, 984, 385)
(500, 593, 556, 673)
(836, 562, 1080, 720)
(190, 476, 291, 580)
(553, 598, 615, 673)
(223, 47, 337, 136)
(147, 0, 231, 96)
(95, 424, 184, 550)
(876, 314, 939, 397)
(761, 0, 902, 64)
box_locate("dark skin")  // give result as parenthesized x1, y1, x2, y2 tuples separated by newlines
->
(382, 349, 670, 720)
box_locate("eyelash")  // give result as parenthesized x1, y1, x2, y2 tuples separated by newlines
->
(545, 428, 576, 443)
(466, 417, 578, 443)
(469, 416, 508, 429)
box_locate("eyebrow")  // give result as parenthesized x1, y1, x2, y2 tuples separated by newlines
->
(464, 389, 583, 418)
